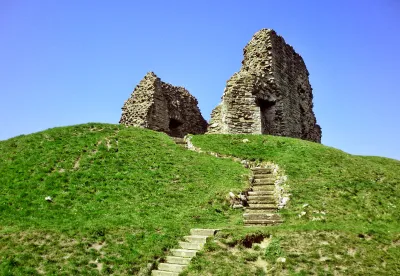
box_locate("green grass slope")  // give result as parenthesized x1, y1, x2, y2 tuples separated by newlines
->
(186, 134, 400, 275)
(1, 125, 399, 275)
(0, 124, 248, 275)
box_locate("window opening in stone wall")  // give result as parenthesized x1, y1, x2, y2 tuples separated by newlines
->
(298, 85, 308, 140)
(169, 118, 183, 137)
(300, 105, 307, 140)
(256, 98, 276, 135)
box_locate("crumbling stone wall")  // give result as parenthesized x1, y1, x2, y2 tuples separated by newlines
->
(208, 29, 322, 143)
(120, 72, 207, 137)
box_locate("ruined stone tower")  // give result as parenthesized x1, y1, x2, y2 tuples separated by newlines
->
(119, 72, 207, 137)
(208, 29, 322, 143)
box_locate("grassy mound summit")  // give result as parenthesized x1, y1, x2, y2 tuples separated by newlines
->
(1, 124, 399, 275)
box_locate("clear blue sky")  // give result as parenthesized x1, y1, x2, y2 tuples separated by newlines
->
(1, 0, 399, 160)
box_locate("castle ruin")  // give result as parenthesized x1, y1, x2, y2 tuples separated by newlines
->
(119, 72, 207, 137)
(120, 29, 321, 143)
(208, 29, 322, 143)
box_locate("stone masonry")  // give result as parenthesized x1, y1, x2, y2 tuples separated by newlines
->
(208, 29, 322, 143)
(119, 72, 207, 137)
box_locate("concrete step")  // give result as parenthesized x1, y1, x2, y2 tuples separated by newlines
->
(244, 219, 283, 225)
(184, 235, 208, 244)
(190, 229, 218, 237)
(251, 168, 272, 174)
(166, 256, 192, 265)
(152, 270, 179, 276)
(248, 191, 274, 196)
(170, 249, 197, 258)
(178, 241, 203, 250)
(252, 185, 275, 191)
(158, 263, 187, 273)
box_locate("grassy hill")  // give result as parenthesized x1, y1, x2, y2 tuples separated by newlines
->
(1, 123, 399, 275)
(186, 134, 400, 275)
(0, 124, 247, 275)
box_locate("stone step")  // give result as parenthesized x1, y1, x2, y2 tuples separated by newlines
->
(248, 195, 275, 201)
(253, 176, 275, 181)
(252, 179, 275, 185)
(247, 199, 276, 204)
(248, 203, 277, 209)
(252, 185, 275, 191)
(170, 249, 197, 258)
(178, 241, 203, 250)
(243, 213, 280, 220)
(248, 191, 274, 196)
(253, 174, 274, 179)
(172, 138, 186, 145)
(166, 256, 192, 265)
(158, 263, 187, 273)
(244, 219, 283, 225)
(246, 208, 277, 213)
(251, 168, 272, 174)
(190, 229, 218, 237)
(151, 228, 218, 276)
(184, 235, 208, 244)
(152, 270, 179, 276)
(245, 210, 276, 214)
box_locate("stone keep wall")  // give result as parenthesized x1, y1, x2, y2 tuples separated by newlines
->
(119, 72, 208, 137)
(208, 29, 322, 143)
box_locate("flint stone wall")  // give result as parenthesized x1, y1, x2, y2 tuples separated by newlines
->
(119, 72, 207, 137)
(208, 29, 322, 143)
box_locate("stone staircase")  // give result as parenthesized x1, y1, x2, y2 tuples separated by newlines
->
(244, 168, 283, 226)
(170, 138, 283, 227)
(172, 137, 186, 147)
(151, 229, 218, 276)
